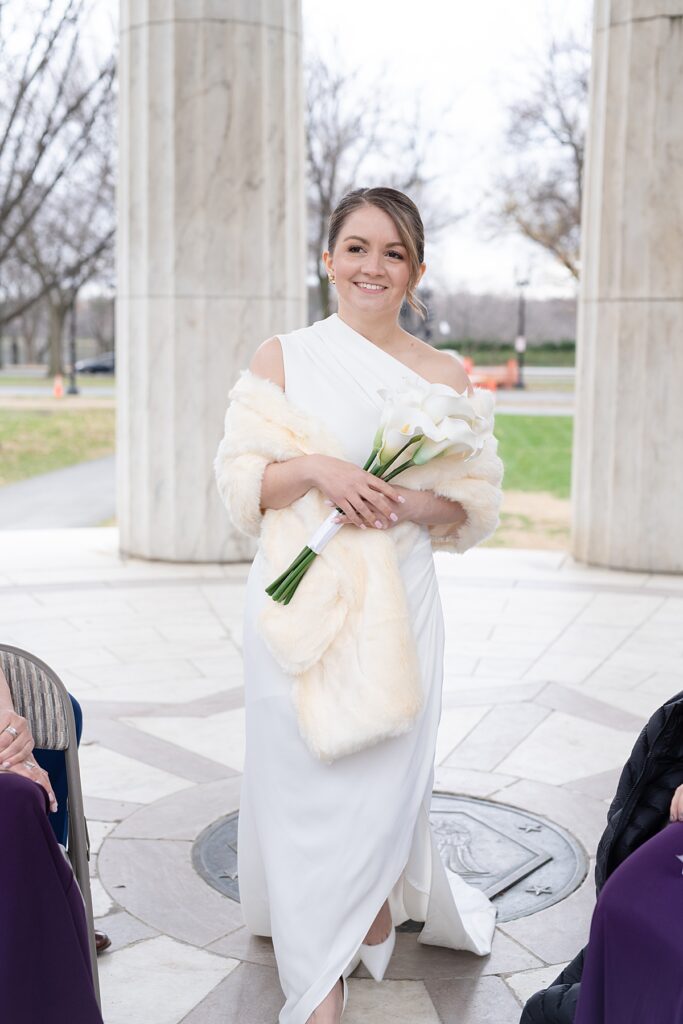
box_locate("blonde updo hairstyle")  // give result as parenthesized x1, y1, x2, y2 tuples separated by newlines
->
(327, 187, 427, 318)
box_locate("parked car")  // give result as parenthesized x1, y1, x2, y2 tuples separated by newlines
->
(74, 352, 115, 374)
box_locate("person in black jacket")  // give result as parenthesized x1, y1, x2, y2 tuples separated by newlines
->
(520, 690, 683, 1024)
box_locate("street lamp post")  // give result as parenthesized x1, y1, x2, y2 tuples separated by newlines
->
(514, 277, 529, 389)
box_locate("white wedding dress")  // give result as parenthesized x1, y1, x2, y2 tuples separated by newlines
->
(237, 313, 496, 1023)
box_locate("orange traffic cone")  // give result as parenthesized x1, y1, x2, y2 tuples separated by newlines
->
(53, 374, 64, 398)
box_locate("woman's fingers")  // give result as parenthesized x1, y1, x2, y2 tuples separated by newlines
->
(1, 738, 35, 768)
(335, 498, 363, 529)
(0, 713, 35, 766)
(9, 760, 58, 813)
(367, 474, 406, 505)
(670, 784, 683, 821)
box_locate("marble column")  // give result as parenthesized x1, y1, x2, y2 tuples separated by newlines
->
(117, 0, 306, 561)
(570, 0, 683, 572)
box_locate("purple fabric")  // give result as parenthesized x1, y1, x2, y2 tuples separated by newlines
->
(575, 820, 683, 1024)
(0, 772, 103, 1024)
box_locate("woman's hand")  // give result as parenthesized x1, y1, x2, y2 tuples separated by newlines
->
(670, 784, 683, 822)
(0, 759, 58, 813)
(310, 455, 406, 530)
(0, 707, 35, 767)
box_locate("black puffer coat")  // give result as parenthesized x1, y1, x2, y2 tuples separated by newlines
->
(520, 689, 683, 1024)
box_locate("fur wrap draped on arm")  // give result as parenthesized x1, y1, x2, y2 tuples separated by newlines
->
(214, 369, 504, 763)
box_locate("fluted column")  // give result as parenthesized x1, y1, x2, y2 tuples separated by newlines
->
(117, 0, 306, 561)
(570, 0, 683, 572)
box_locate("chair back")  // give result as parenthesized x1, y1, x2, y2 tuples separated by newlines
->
(0, 648, 70, 749)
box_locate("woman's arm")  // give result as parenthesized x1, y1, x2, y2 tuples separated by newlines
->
(249, 338, 320, 512)
(0, 666, 35, 766)
(390, 485, 467, 529)
(0, 666, 58, 811)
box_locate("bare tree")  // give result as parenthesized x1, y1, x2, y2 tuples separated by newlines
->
(305, 50, 464, 319)
(493, 33, 590, 279)
(0, 0, 116, 330)
(13, 34, 116, 375)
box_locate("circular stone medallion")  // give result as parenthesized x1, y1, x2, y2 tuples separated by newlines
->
(192, 793, 588, 924)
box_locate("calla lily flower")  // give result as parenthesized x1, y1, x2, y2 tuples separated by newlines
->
(412, 416, 487, 464)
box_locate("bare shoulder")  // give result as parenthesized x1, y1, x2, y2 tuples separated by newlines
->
(428, 347, 474, 396)
(405, 333, 473, 396)
(248, 335, 285, 390)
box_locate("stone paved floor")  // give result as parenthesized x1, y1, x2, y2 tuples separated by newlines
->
(1, 527, 682, 1023)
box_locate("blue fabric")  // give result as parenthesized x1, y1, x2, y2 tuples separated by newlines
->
(33, 693, 82, 846)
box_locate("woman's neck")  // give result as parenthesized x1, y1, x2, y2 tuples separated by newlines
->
(334, 304, 402, 350)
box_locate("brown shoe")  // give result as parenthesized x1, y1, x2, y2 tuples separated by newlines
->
(95, 930, 111, 954)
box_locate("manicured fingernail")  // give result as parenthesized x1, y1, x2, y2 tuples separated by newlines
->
(1, 762, 9, 768)
(374, 520, 382, 528)
(397, 496, 406, 503)
(324, 499, 333, 505)
(360, 524, 367, 530)
(390, 512, 398, 522)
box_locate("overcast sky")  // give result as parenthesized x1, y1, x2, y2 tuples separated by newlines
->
(303, 0, 593, 298)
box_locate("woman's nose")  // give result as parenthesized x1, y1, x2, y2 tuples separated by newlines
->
(361, 251, 383, 275)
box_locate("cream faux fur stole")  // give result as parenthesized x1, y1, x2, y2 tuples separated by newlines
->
(214, 369, 504, 763)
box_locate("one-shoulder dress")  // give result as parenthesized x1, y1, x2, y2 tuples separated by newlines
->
(237, 313, 495, 1023)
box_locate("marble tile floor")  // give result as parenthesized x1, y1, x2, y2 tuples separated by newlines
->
(1, 528, 682, 1023)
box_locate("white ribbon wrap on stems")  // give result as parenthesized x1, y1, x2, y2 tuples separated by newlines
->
(306, 510, 344, 554)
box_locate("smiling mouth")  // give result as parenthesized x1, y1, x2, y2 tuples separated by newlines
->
(354, 281, 387, 291)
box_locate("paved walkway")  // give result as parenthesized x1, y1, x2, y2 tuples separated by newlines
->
(1, 529, 681, 1023)
(0, 456, 115, 529)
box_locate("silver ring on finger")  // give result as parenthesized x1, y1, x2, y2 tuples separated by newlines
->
(3, 725, 19, 738)
(23, 759, 38, 770)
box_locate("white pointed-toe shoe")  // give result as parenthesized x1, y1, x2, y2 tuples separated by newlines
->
(340, 949, 361, 1017)
(358, 924, 396, 982)
(340, 975, 348, 1016)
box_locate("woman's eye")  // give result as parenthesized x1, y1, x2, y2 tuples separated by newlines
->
(348, 245, 363, 253)
(387, 251, 403, 259)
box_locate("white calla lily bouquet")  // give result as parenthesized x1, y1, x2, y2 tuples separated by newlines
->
(265, 379, 494, 604)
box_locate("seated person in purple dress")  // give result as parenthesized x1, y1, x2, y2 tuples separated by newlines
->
(0, 666, 103, 1024)
(574, 785, 683, 1024)
(520, 689, 683, 1024)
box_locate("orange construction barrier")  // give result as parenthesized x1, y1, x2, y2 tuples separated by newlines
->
(53, 374, 64, 398)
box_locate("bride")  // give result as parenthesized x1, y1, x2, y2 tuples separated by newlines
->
(215, 186, 503, 1023)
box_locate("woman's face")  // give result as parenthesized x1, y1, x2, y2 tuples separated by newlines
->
(323, 205, 423, 319)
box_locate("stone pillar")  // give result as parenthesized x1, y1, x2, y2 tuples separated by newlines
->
(570, 1, 683, 572)
(117, 1, 306, 561)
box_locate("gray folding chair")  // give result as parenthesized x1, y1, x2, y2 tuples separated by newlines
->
(0, 644, 100, 1008)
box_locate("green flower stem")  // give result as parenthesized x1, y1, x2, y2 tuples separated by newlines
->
(362, 446, 381, 472)
(265, 546, 312, 594)
(371, 434, 423, 478)
(382, 457, 418, 482)
(270, 553, 310, 601)
(275, 549, 317, 602)
(280, 550, 317, 604)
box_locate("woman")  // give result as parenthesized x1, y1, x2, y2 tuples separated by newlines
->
(520, 688, 683, 1024)
(574, 813, 683, 1024)
(0, 666, 103, 1024)
(215, 187, 503, 1023)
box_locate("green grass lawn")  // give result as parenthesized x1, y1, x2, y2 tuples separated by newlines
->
(494, 414, 573, 498)
(0, 408, 116, 486)
(0, 407, 574, 505)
